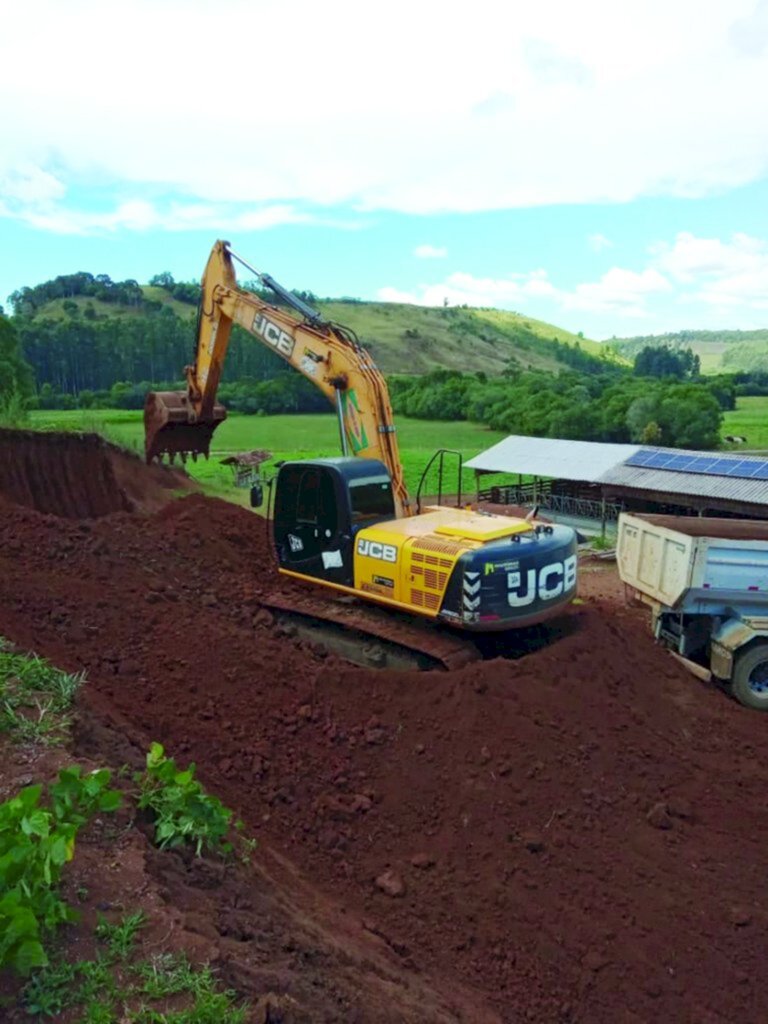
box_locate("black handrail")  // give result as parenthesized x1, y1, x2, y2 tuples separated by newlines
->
(416, 448, 463, 513)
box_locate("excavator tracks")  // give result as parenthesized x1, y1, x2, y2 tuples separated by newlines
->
(263, 589, 481, 672)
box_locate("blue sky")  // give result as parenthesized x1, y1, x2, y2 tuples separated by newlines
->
(2, 0, 768, 341)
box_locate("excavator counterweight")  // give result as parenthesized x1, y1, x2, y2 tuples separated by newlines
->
(144, 390, 227, 463)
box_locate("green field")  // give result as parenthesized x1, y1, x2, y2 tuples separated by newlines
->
(28, 409, 507, 498)
(722, 396, 768, 451)
(27, 397, 767, 506)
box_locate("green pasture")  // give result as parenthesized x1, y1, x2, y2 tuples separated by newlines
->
(28, 409, 506, 499)
(721, 396, 768, 451)
(27, 396, 768, 508)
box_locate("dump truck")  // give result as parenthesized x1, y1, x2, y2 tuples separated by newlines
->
(617, 512, 768, 710)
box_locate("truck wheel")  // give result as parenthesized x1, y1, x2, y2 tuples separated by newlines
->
(731, 644, 768, 711)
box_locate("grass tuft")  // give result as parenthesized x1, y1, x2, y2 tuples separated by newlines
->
(24, 946, 248, 1022)
(96, 910, 146, 961)
(0, 639, 85, 744)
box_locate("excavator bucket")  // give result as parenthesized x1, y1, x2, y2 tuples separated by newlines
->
(144, 391, 227, 464)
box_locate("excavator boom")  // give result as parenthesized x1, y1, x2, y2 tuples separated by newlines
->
(145, 241, 409, 515)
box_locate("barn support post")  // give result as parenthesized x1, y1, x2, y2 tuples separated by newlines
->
(601, 493, 607, 541)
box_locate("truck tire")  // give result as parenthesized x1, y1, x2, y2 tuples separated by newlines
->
(731, 644, 768, 711)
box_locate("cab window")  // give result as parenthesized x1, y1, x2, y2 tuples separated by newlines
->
(349, 476, 394, 523)
(296, 468, 337, 534)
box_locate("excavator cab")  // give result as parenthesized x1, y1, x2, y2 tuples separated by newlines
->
(273, 458, 395, 587)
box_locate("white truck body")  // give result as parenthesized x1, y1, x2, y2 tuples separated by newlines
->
(617, 513, 768, 613)
(616, 513, 768, 705)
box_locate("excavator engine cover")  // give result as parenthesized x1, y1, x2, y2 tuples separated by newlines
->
(144, 391, 226, 463)
(272, 457, 578, 633)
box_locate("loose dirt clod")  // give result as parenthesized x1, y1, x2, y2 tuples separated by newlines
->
(375, 870, 407, 898)
(2, 446, 768, 1022)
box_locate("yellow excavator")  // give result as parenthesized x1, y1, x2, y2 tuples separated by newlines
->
(145, 241, 578, 667)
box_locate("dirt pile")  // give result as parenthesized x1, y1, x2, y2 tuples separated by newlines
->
(0, 429, 192, 518)
(2, 492, 768, 1021)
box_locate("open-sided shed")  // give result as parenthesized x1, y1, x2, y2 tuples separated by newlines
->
(465, 435, 768, 528)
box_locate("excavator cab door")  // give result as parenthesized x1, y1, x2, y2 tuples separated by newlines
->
(273, 463, 354, 586)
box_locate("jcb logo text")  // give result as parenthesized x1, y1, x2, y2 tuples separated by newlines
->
(357, 538, 398, 563)
(507, 555, 577, 607)
(253, 314, 294, 358)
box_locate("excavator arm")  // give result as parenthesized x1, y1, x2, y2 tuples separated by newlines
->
(144, 240, 410, 516)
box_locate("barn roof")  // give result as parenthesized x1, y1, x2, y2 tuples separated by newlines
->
(465, 436, 768, 507)
(464, 436, 640, 483)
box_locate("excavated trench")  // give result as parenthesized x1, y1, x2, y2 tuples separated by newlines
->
(0, 428, 192, 518)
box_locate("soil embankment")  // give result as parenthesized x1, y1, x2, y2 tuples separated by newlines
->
(1, 441, 767, 1022)
(0, 428, 192, 518)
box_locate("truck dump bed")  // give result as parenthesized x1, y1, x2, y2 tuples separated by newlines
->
(617, 514, 768, 612)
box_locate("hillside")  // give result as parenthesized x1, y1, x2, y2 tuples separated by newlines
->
(10, 272, 619, 385)
(318, 300, 606, 374)
(609, 329, 768, 373)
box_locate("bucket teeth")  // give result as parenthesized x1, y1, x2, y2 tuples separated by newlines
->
(144, 391, 226, 464)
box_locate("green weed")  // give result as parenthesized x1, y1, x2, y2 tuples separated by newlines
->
(129, 954, 249, 1023)
(24, 948, 248, 1023)
(96, 910, 146, 961)
(590, 533, 616, 551)
(0, 639, 84, 744)
(0, 768, 122, 976)
(136, 743, 235, 857)
(79, 997, 116, 1023)
(0, 388, 30, 427)
(23, 959, 79, 1015)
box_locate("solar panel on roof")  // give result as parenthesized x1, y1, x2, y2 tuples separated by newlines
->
(625, 449, 768, 481)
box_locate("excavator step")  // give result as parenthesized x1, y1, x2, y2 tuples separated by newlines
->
(263, 589, 481, 672)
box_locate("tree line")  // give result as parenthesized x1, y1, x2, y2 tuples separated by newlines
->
(9, 272, 145, 316)
(12, 309, 294, 396)
(3, 269, 761, 451)
(7, 269, 319, 320)
(389, 368, 730, 449)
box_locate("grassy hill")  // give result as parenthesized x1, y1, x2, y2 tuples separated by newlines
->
(609, 329, 768, 374)
(19, 286, 615, 377)
(317, 301, 606, 374)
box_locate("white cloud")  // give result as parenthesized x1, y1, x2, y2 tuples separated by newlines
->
(588, 233, 613, 251)
(379, 269, 557, 308)
(1, 165, 65, 205)
(561, 268, 672, 314)
(1, 0, 767, 224)
(652, 231, 766, 282)
(730, 0, 768, 55)
(645, 230, 768, 310)
(0, 197, 316, 236)
(381, 230, 768, 334)
(379, 265, 669, 317)
(413, 244, 447, 259)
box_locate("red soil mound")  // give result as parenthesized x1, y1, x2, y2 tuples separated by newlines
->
(0, 429, 192, 518)
(1, 492, 768, 1021)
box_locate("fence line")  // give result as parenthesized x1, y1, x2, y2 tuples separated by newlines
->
(478, 484, 624, 522)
